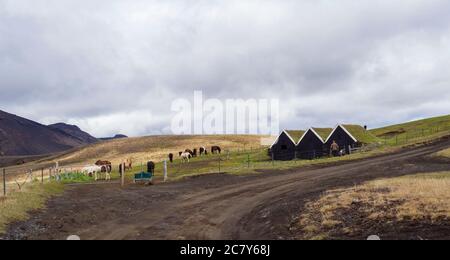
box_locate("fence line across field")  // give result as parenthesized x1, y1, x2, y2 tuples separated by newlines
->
(2, 123, 450, 198)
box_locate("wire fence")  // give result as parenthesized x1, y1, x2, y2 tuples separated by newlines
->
(0, 164, 110, 198)
(2, 122, 450, 199)
(377, 122, 450, 146)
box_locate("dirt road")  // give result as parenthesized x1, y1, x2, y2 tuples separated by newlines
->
(4, 138, 450, 240)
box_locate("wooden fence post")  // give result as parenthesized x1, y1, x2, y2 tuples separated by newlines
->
(2, 169, 6, 197)
(163, 160, 168, 182)
(218, 157, 221, 174)
(121, 163, 125, 187)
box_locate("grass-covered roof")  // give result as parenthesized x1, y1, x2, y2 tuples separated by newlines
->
(342, 125, 380, 144)
(285, 130, 306, 143)
(311, 128, 333, 141)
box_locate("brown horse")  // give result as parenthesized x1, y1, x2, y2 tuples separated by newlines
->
(95, 160, 112, 174)
(168, 153, 174, 163)
(125, 159, 133, 171)
(211, 146, 222, 154)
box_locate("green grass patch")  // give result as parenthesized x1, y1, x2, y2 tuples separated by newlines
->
(370, 114, 450, 146)
(343, 125, 381, 144)
(56, 172, 95, 184)
(0, 182, 64, 234)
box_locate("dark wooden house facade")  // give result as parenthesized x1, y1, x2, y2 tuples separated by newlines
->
(324, 125, 357, 154)
(270, 130, 304, 160)
(271, 125, 377, 160)
(296, 128, 326, 159)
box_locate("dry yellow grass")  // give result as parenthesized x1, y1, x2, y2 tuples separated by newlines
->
(4, 135, 267, 175)
(52, 135, 261, 164)
(55, 135, 266, 165)
(0, 182, 64, 234)
(436, 148, 450, 158)
(298, 172, 450, 239)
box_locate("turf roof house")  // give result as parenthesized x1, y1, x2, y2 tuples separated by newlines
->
(296, 128, 333, 159)
(271, 125, 378, 160)
(270, 130, 305, 160)
(324, 125, 378, 154)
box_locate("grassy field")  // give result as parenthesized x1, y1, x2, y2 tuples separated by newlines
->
(297, 172, 450, 240)
(4, 135, 269, 176)
(108, 145, 400, 183)
(370, 114, 450, 145)
(0, 182, 64, 234)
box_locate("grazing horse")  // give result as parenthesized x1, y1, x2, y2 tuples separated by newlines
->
(199, 147, 207, 156)
(95, 160, 112, 168)
(179, 151, 183, 157)
(90, 160, 112, 181)
(180, 152, 191, 163)
(192, 149, 198, 157)
(125, 159, 133, 171)
(211, 146, 222, 154)
(82, 165, 102, 177)
(168, 153, 174, 163)
(147, 161, 155, 173)
(185, 149, 194, 155)
(95, 160, 112, 180)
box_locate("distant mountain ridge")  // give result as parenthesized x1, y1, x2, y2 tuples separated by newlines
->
(0, 110, 98, 156)
(99, 134, 128, 141)
(49, 123, 98, 144)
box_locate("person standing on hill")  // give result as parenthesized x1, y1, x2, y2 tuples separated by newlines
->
(330, 141, 340, 157)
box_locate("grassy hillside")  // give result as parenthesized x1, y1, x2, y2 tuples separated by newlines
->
(343, 125, 381, 144)
(370, 115, 450, 146)
(4, 135, 266, 174)
(371, 115, 450, 138)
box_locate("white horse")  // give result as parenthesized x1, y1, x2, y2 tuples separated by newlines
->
(180, 152, 191, 163)
(82, 165, 111, 181)
(82, 165, 102, 176)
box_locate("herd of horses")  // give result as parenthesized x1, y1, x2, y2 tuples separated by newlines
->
(169, 145, 222, 163)
(79, 146, 222, 181)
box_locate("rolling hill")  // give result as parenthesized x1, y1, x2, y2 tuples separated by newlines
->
(370, 114, 450, 138)
(0, 110, 97, 156)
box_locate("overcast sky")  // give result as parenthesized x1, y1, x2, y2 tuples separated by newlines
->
(1, 0, 450, 137)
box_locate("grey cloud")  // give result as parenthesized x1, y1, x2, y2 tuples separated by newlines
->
(0, 0, 450, 136)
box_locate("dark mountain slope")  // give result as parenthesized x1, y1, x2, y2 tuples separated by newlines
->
(0, 110, 96, 156)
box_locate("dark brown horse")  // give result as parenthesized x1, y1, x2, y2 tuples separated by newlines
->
(168, 153, 174, 163)
(147, 161, 155, 173)
(211, 146, 222, 154)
